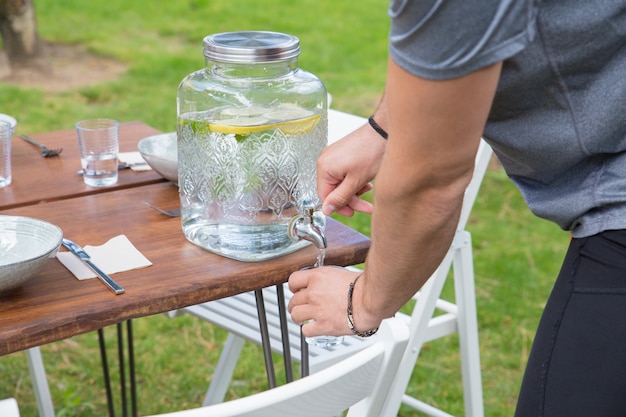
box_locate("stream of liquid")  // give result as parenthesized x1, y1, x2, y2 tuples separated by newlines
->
(305, 248, 345, 348)
(314, 248, 325, 268)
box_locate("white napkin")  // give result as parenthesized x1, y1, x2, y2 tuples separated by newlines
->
(119, 151, 152, 171)
(57, 235, 152, 280)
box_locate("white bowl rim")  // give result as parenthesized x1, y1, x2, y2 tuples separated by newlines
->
(137, 132, 177, 160)
(0, 215, 63, 267)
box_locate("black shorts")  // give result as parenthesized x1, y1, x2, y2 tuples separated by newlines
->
(515, 230, 626, 417)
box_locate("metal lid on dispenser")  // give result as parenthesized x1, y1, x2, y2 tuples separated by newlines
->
(203, 31, 301, 63)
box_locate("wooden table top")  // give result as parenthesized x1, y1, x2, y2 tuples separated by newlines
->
(0, 121, 167, 210)
(0, 182, 370, 356)
(0, 115, 371, 356)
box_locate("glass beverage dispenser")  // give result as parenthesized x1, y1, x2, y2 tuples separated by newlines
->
(177, 31, 327, 261)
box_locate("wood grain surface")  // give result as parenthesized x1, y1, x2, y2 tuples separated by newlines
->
(0, 182, 370, 355)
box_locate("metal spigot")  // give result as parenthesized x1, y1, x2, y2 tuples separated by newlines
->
(288, 206, 327, 249)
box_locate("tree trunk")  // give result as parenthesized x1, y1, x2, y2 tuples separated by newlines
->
(0, 0, 40, 73)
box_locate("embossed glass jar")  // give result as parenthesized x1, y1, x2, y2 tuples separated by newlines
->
(177, 31, 327, 261)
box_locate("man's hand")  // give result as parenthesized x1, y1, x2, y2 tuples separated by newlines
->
(288, 267, 380, 337)
(317, 122, 386, 216)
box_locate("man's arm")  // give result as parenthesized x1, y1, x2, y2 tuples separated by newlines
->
(352, 59, 502, 330)
(289, 59, 502, 336)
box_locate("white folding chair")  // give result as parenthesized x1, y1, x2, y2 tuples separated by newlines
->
(171, 139, 492, 417)
(144, 317, 408, 417)
(24, 347, 55, 417)
(0, 398, 21, 417)
(24, 111, 490, 416)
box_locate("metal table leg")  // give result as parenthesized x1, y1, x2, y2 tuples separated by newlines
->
(275, 284, 294, 382)
(117, 323, 127, 417)
(255, 289, 277, 388)
(98, 321, 138, 417)
(98, 328, 115, 417)
(127, 321, 137, 417)
(255, 286, 310, 385)
(300, 328, 309, 377)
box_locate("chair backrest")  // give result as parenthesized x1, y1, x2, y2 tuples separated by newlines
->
(375, 139, 492, 416)
(458, 139, 492, 231)
(407, 138, 492, 310)
(310, 139, 493, 373)
(0, 398, 20, 417)
(145, 318, 409, 417)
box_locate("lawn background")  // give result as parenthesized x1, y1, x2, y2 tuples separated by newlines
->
(0, 1, 569, 416)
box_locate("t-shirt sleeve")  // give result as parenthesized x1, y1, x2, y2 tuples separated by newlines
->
(388, 0, 538, 80)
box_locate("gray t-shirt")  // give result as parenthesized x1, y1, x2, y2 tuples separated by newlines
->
(388, 0, 626, 237)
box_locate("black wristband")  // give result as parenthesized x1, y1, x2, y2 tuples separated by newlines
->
(368, 116, 388, 140)
(347, 274, 379, 338)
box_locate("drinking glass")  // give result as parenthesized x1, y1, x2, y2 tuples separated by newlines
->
(0, 120, 13, 188)
(299, 266, 345, 348)
(76, 119, 119, 187)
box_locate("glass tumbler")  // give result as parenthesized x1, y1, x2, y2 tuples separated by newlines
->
(76, 119, 120, 187)
(299, 266, 345, 348)
(0, 120, 13, 188)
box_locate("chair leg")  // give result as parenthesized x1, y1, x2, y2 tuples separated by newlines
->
(380, 253, 455, 417)
(401, 395, 455, 417)
(379, 230, 484, 417)
(202, 333, 245, 406)
(25, 347, 55, 417)
(453, 233, 484, 417)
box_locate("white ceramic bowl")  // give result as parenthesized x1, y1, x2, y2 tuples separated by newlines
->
(0, 215, 63, 294)
(137, 132, 178, 182)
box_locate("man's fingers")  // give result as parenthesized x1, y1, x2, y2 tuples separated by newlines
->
(356, 183, 373, 196)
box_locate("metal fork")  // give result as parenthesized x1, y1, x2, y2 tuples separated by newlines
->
(19, 134, 64, 157)
(143, 201, 181, 217)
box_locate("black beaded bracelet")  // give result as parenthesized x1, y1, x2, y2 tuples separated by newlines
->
(347, 274, 379, 337)
(368, 115, 388, 140)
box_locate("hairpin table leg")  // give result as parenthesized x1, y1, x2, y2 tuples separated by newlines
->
(98, 328, 115, 417)
(276, 284, 294, 382)
(255, 289, 277, 388)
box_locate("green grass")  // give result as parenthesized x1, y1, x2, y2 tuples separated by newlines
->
(3, 0, 389, 135)
(0, 2, 571, 416)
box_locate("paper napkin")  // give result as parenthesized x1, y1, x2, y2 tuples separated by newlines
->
(119, 151, 152, 171)
(57, 235, 153, 280)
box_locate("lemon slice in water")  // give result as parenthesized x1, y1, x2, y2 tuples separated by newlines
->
(220, 106, 269, 118)
(209, 109, 320, 135)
